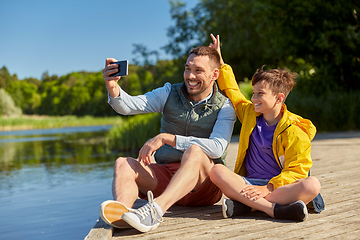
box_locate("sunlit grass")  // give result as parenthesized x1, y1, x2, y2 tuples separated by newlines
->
(106, 113, 161, 152)
(0, 115, 123, 131)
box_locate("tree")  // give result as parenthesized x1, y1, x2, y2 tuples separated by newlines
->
(0, 66, 16, 89)
(164, 0, 360, 89)
(6, 80, 41, 114)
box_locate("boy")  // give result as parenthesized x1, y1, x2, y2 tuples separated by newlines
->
(209, 34, 322, 221)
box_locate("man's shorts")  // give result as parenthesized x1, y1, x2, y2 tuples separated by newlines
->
(138, 162, 222, 206)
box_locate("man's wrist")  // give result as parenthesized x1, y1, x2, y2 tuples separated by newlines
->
(160, 133, 176, 147)
(107, 84, 120, 98)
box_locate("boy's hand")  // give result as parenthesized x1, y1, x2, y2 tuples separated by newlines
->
(241, 185, 272, 201)
(209, 34, 225, 65)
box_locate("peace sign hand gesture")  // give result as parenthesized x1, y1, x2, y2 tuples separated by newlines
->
(209, 34, 225, 65)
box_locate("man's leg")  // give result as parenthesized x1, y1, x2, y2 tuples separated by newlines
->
(154, 145, 215, 213)
(112, 156, 158, 207)
(100, 156, 158, 228)
(121, 145, 217, 232)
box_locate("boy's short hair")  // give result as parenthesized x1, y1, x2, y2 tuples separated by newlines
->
(252, 67, 296, 100)
(190, 46, 221, 69)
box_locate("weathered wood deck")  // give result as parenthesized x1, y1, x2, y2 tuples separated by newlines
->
(85, 132, 360, 239)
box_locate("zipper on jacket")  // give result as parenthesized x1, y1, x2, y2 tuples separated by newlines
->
(185, 102, 215, 136)
(185, 107, 194, 136)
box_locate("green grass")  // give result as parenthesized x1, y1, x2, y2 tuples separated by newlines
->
(106, 113, 161, 152)
(0, 115, 123, 131)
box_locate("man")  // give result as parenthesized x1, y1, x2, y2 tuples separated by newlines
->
(99, 46, 236, 233)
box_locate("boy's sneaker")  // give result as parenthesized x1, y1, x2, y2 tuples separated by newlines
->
(274, 200, 308, 222)
(222, 198, 252, 218)
(99, 198, 148, 229)
(122, 191, 163, 233)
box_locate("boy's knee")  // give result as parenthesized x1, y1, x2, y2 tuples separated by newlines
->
(304, 176, 321, 196)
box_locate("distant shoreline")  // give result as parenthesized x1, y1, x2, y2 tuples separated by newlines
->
(0, 115, 122, 132)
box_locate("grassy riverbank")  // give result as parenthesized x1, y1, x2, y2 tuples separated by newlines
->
(0, 115, 123, 131)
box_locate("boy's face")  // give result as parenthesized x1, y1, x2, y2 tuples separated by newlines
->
(251, 81, 280, 114)
(183, 54, 218, 101)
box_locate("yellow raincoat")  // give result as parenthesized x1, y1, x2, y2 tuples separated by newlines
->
(218, 64, 316, 190)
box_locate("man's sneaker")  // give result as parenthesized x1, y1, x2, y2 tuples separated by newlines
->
(99, 198, 148, 229)
(122, 191, 163, 233)
(274, 200, 308, 222)
(222, 198, 252, 218)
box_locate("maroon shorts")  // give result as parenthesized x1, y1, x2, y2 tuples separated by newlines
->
(139, 162, 222, 206)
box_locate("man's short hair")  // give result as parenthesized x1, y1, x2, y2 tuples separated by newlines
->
(252, 67, 296, 100)
(189, 46, 221, 69)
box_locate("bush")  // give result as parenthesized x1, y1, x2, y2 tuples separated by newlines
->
(0, 88, 22, 117)
(106, 113, 162, 153)
(286, 90, 360, 132)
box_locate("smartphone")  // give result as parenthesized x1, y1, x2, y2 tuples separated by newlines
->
(109, 60, 128, 77)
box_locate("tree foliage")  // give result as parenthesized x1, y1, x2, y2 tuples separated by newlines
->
(164, 0, 360, 89)
(0, 47, 179, 117)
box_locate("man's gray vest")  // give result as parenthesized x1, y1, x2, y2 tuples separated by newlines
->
(154, 82, 228, 165)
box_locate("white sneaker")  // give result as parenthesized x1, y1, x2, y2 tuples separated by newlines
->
(122, 191, 163, 232)
(99, 200, 132, 228)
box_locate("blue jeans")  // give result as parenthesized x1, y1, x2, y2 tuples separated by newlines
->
(242, 177, 270, 186)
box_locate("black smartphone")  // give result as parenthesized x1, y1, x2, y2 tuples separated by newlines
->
(109, 60, 128, 77)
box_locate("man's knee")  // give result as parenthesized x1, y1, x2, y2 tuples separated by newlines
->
(184, 144, 203, 156)
(182, 145, 206, 164)
(114, 157, 129, 170)
(114, 157, 139, 175)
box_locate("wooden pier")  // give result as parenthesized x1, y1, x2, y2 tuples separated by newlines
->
(85, 131, 360, 239)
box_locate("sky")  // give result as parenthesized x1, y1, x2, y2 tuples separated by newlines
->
(0, 0, 198, 80)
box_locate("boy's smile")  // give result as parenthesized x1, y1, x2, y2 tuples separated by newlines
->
(251, 81, 277, 113)
(251, 81, 285, 126)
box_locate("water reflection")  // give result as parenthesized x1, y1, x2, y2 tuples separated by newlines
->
(0, 125, 121, 240)
(0, 126, 113, 172)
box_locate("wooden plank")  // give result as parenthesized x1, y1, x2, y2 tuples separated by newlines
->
(84, 131, 360, 240)
(84, 218, 113, 240)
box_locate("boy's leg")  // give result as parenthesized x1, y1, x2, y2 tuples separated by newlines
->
(209, 164, 274, 216)
(210, 165, 321, 218)
(265, 176, 321, 205)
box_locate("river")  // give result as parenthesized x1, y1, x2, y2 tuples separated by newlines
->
(0, 126, 122, 240)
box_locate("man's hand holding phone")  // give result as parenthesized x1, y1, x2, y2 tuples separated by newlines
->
(109, 60, 128, 77)
(103, 58, 128, 98)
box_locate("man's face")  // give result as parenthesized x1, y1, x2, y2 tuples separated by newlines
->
(183, 54, 218, 101)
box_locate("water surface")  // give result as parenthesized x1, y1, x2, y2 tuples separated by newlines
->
(0, 126, 121, 240)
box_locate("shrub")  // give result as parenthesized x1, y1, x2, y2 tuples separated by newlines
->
(106, 113, 162, 153)
(0, 88, 22, 117)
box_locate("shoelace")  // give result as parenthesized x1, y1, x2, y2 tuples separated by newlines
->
(134, 191, 163, 223)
